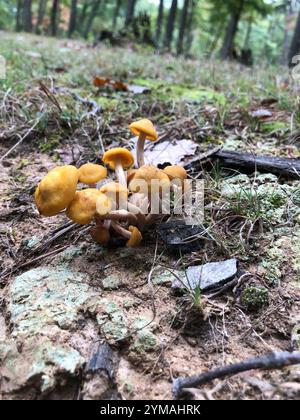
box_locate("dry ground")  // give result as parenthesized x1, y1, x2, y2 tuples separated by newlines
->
(0, 31, 300, 400)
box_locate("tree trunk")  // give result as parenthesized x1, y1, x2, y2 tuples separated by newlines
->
(125, 0, 137, 26)
(164, 0, 177, 50)
(16, 0, 23, 32)
(23, 0, 33, 32)
(220, 0, 245, 60)
(243, 18, 252, 50)
(35, 0, 48, 34)
(83, 0, 102, 39)
(185, 0, 195, 54)
(50, 0, 59, 36)
(288, 11, 300, 67)
(68, 0, 78, 37)
(209, 21, 224, 57)
(156, 0, 164, 44)
(80, 0, 89, 25)
(177, 0, 190, 55)
(113, 0, 122, 29)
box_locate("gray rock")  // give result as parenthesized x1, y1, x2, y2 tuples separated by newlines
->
(172, 259, 238, 291)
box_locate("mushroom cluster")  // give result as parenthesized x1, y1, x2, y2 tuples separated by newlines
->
(34, 119, 187, 247)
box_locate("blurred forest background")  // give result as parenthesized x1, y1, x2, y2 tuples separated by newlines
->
(1, 0, 300, 67)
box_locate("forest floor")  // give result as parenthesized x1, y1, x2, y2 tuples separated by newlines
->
(0, 31, 300, 400)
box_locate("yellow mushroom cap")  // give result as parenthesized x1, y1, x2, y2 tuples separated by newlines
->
(66, 189, 104, 225)
(129, 119, 158, 141)
(129, 164, 170, 194)
(35, 165, 79, 217)
(78, 163, 107, 184)
(96, 193, 113, 216)
(90, 226, 110, 244)
(102, 148, 134, 170)
(163, 165, 187, 181)
(126, 226, 143, 247)
(100, 182, 128, 203)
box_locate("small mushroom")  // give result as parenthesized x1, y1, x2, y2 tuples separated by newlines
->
(35, 165, 79, 217)
(129, 164, 170, 196)
(111, 222, 143, 247)
(78, 163, 107, 187)
(66, 189, 104, 224)
(90, 225, 110, 244)
(129, 119, 158, 167)
(100, 182, 128, 209)
(163, 165, 187, 183)
(100, 209, 138, 225)
(96, 194, 138, 225)
(102, 148, 134, 187)
(99, 182, 145, 227)
(129, 193, 149, 214)
(96, 193, 113, 216)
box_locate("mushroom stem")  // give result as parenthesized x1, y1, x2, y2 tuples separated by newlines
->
(98, 210, 138, 225)
(111, 221, 131, 239)
(114, 160, 127, 187)
(127, 202, 146, 228)
(136, 133, 147, 168)
(95, 216, 111, 230)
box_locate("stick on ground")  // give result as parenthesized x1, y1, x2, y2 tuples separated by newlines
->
(172, 351, 300, 399)
(185, 149, 300, 179)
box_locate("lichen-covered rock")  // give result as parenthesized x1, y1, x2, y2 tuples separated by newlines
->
(9, 267, 91, 336)
(102, 275, 121, 290)
(240, 286, 269, 311)
(1, 266, 96, 397)
(0, 338, 84, 395)
(220, 173, 300, 225)
(129, 317, 158, 355)
(95, 298, 129, 342)
(130, 330, 157, 354)
(258, 228, 300, 284)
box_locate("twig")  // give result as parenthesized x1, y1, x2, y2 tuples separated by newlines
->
(172, 351, 300, 399)
(0, 119, 40, 163)
(39, 81, 63, 113)
(184, 145, 223, 170)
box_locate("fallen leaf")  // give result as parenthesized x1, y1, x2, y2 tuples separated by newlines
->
(127, 84, 151, 95)
(93, 77, 150, 94)
(144, 139, 198, 166)
(249, 108, 273, 119)
(112, 80, 128, 91)
(93, 76, 110, 87)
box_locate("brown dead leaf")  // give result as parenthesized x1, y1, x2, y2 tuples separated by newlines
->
(112, 80, 128, 91)
(93, 77, 149, 94)
(93, 77, 110, 87)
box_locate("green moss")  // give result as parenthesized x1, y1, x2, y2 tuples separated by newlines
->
(39, 135, 61, 153)
(260, 121, 287, 133)
(241, 286, 269, 311)
(131, 78, 226, 104)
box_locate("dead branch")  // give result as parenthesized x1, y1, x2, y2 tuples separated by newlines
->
(185, 149, 300, 179)
(214, 150, 300, 179)
(172, 351, 300, 399)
